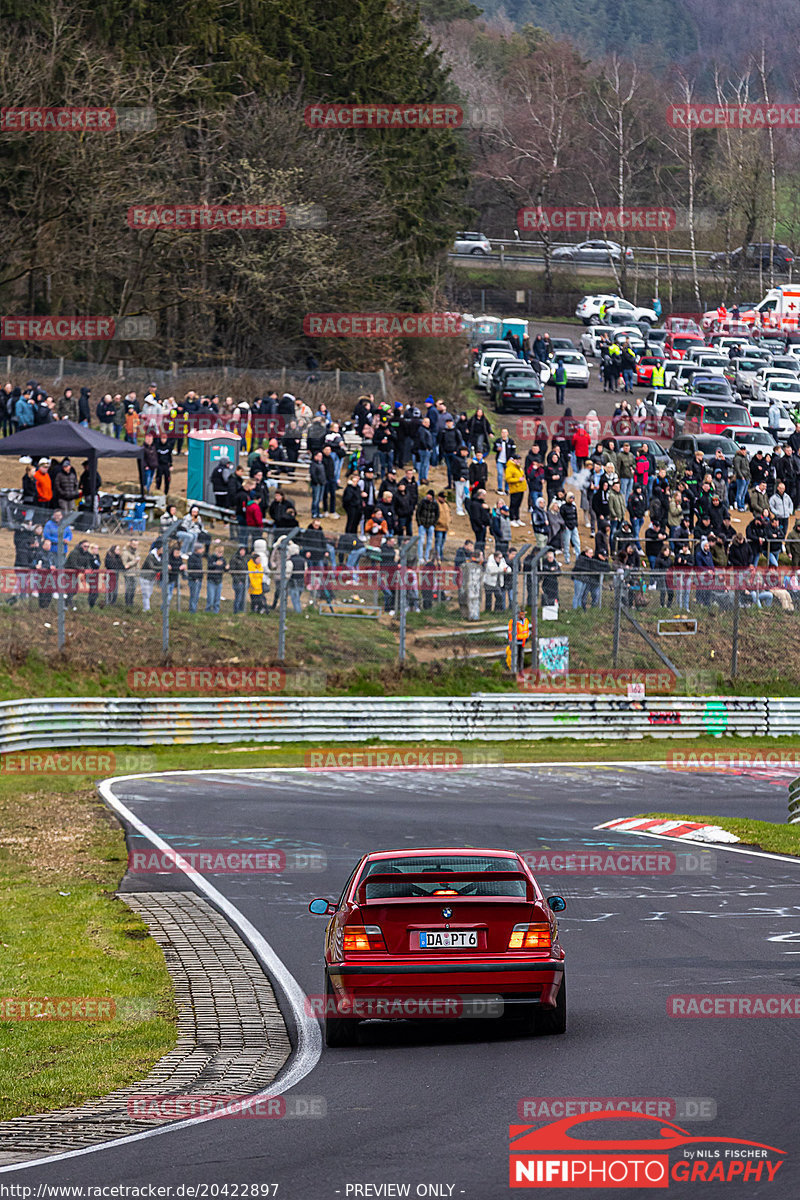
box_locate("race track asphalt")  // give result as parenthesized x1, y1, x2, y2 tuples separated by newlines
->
(8, 763, 799, 1199)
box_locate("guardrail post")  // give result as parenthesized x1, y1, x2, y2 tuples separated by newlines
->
(613, 572, 622, 667)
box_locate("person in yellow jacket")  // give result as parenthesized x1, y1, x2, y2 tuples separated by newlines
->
(650, 362, 666, 387)
(506, 611, 530, 671)
(504, 455, 527, 526)
(248, 537, 269, 613)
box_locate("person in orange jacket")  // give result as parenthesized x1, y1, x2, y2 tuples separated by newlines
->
(34, 458, 53, 506)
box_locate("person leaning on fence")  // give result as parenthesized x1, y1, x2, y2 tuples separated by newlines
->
(228, 544, 249, 614)
(33, 538, 55, 608)
(539, 548, 560, 609)
(104, 544, 125, 605)
(120, 539, 140, 607)
(186, 545, 205, 613)
(138, 543, 162, 611)
(483, 549, 510, 612)
(572, 547, 597, 610)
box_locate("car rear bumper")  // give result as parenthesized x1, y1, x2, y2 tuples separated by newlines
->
(499, 399, 544, 412)
(328, 959, 564, 1014)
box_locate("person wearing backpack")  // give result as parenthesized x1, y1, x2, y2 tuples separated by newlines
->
(553, 359, 568, 406)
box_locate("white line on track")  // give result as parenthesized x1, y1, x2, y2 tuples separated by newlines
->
(0, 773, 322, 1174)
(1, 757, 792, 1171)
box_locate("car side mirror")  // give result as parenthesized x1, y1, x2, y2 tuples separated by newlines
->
(309, 898, 336, 916)
(547, 895, 567, 913)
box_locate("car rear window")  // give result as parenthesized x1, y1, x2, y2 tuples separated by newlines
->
(673, 336, 704, 349)
(360, 855, 527, 899)
(695, 381, 730, 394)
(703, 405, 749, 424)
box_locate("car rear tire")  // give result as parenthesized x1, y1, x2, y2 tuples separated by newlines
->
(324, 972, 359, 1048)
(471, 248, 488, 256)
(535, 975, 566, 1035)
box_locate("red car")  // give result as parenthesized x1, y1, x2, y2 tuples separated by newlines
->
(636, 354, 665, 385)
(665, 331, 706, 359)
(309, 847, 567, 1047)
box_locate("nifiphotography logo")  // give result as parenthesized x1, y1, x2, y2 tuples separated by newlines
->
(508, 1112, 785, 1187)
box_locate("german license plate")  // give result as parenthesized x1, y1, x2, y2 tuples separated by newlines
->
(419, 930, 478, 949)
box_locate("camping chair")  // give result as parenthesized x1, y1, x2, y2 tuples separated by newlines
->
(118, 500, 147, 534)
(97, 493, 128, 534)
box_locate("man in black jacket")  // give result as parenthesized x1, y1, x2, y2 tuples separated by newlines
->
(468, 451, 489, 495)
(321, 445, 338, 516)
(342, 475, 365, 534)
(155, 434, 173, 493)
(309, 452, 326, 519)
(572, 548, 595, 610)
(468, 489, 491, 552)
(78, 387, 92, 427)
(416, 490, 439, 562)
(438, 419, 463, 488)
(205, 540, 226, 612)
(299, 519, 328, 566)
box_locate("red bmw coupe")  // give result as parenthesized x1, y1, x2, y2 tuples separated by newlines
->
(309, 848, 567, 1047)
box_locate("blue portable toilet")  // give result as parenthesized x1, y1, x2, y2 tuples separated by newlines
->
(187, 429, 241, 505)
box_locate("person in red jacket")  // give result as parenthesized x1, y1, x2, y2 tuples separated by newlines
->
(244, 481, 263, 548)
(572, 424, 591, 470)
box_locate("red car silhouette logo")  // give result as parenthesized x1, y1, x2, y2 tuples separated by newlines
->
(510, 1110, 784, 1154)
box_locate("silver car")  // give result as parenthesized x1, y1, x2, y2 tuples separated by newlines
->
(552, 240, 634, 264)
(454, 231, 492, 256)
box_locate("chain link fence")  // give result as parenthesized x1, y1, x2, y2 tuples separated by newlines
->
(1, 502, 797, 696)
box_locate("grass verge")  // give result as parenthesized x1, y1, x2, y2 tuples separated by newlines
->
(0, 775, 177, 1120)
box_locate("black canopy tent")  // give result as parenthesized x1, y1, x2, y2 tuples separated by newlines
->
(0, 421, 144, 526)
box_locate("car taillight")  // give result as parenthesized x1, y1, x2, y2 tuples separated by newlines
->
(343, 924, 387, 952)
(508, 923, 552, 951)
